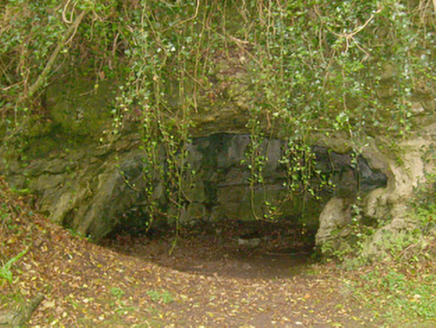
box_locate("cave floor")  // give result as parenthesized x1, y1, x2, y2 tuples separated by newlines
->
(1, 214, 404, 327)
(102, 219, 316, 280)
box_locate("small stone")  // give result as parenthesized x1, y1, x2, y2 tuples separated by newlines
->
(236, 237, 261, 247)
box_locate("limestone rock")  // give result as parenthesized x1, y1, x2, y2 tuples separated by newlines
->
(0, 294, 44, 327)
(315, 197, 352, 248)
(0, 133, 390, 243)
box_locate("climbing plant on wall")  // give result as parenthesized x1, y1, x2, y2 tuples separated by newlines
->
(1, 0, 435, 226)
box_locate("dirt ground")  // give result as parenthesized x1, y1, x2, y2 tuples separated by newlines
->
(3, 176, 419, 327)
(1, 197, 391, 328)
(103, 219, 316, 280)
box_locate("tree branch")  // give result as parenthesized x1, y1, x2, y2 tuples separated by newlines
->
(18, 10, 87, 104)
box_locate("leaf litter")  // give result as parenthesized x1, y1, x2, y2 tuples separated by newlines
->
(0, 177, 415, 327)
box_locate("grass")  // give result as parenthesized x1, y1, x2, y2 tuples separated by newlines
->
(356, 265, 436, 322)
(339, 186, 436, 325)
(0, 248, 29, 284)
(146, 290, 174, 304)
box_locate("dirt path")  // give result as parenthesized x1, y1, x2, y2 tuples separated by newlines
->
(97, 224, 378, 327)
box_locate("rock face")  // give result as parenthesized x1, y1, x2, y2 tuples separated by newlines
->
(358, 125, 436, 257)
(2, 108, 435, 260)
(1, 132, 388, 242)
(315, 197, 353, 248)
(314, 126, 436, 256)
(1, 68, 434, 256)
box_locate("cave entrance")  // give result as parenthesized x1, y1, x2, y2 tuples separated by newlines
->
(98, 133, 387, 278)
(100, 216, 317, 279)
(98, 134, 327, 278)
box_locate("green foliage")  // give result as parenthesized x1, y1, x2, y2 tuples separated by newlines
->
(413, 173, 436, 215)
(110, 287, 125, 299)
(3, 0, 433, 137)
(339, 177, 436, 322)
(356, 267, 436, 322)
(146, 289, 174, 304)
(0, 248, 28, 284)
(410, 205, 436, 236)
(1, 0, 66, 119)
(108, 286, 137, 316)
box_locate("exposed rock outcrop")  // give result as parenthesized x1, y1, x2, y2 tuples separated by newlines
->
(0, 62, 434, 256)
(1, 132, 388, 243)
(315, 197, 353, 249)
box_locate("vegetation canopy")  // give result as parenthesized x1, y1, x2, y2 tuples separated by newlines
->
(1, 0, 434, 132)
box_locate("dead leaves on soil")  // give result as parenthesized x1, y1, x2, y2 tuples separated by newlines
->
(1, 177, 377, 326)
